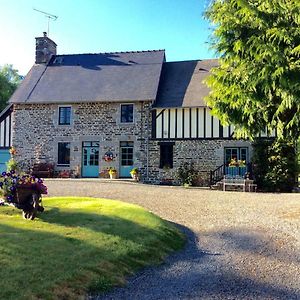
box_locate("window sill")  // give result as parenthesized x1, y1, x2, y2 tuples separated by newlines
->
(119, 122, 135, 126)
(57, 164, 70, 167)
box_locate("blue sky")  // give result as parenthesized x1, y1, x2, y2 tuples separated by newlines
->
(0, 0, 214, 75)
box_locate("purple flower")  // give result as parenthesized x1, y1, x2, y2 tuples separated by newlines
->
(10, 186, 16, 191)
(2, 172, 6, 176)
(10, 170, 15, 174)
(7, 195, 13, 202)
(6, 172, 11, 177)
(38, 179, 43, 184)
(0, 182, 3, 187)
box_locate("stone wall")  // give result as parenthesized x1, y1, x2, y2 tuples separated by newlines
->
(12, 102, 252, 185)
(146, 139, 252, 185)
(12, 102, 152, 176)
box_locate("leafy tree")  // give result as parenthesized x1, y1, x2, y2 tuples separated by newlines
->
(205, 0, 300, 141)
(0, 64, 22, 112)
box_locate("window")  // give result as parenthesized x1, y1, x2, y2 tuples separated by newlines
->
(82, 142, 99, 167)
(59, 107, 71, 125)
(159, 143, 174, 169)
(58, 142, 70, 166)
(121, 104, 133, 123)
(120, 141, 134, 166)
(224, 147, 248, 165)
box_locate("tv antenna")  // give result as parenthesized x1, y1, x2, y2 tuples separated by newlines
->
(33, 8, 58, 36)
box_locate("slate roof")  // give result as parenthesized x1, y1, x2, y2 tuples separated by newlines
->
(10, 50, 165, 104)
(154, 59, 218, 108)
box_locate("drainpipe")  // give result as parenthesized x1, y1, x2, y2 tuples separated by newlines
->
(146, 135, 149, 182)
(141, 101, 150, 182)
(145, 102, 150, 182)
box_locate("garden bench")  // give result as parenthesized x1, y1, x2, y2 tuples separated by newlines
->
(31, 163, 54, 178)
(223, 176, 257, 192)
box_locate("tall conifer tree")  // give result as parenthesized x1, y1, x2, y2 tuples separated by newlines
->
(205, 0, 300, 141)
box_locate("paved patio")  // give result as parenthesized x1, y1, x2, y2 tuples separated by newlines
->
(46, 179, 300, 299)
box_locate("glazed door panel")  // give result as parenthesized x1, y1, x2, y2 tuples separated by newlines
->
(120, 142, 133, 178)
(82, 142, 99, 177)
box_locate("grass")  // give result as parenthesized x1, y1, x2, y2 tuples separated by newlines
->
(0, 197, 185, 300)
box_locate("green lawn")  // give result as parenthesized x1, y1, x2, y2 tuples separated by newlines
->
(0, 197, 185, 300)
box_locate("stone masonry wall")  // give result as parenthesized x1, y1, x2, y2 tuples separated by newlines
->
(12, 102, 252, 185)
(12, 102, 152, 177)
(146, 139, 253, 185)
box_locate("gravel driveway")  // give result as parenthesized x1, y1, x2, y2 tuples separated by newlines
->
(46, 179, 300, 300)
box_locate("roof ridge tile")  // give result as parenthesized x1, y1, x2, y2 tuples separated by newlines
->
(55, 49, 165, 57)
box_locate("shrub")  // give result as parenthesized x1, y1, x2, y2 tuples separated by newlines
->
(252, 139, 298, 192)
(177, 162, 198, 186)
(6, 158, 18, 172)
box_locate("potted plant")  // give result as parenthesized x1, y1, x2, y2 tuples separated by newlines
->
(130, 168, 140, 181)
(238, 160, 246, 167)
(108, 167, 117, 179)
(0, 171, 47, 220)
(229, 158, 238, 167)
(73, 165, 80, 178)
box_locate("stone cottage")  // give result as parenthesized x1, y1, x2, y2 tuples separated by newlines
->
(4, 32, 263, 184)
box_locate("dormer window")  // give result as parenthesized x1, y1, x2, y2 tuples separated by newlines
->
(121, 104, 134, 123)
(59, 106, 71, 125)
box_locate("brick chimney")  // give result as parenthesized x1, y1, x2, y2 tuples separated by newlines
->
(35, 32, 57, 64)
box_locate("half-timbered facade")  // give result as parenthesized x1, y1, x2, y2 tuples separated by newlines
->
(153, 107, 235, 140)
(0, 105, 13, 173)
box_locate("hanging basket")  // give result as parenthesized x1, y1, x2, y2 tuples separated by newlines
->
(103, 151, 114, 162)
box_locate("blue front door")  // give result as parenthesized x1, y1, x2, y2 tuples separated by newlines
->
(82, 142, 99, 177)
(0, 149, 10, 174)
(120, 141, 134, 178)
